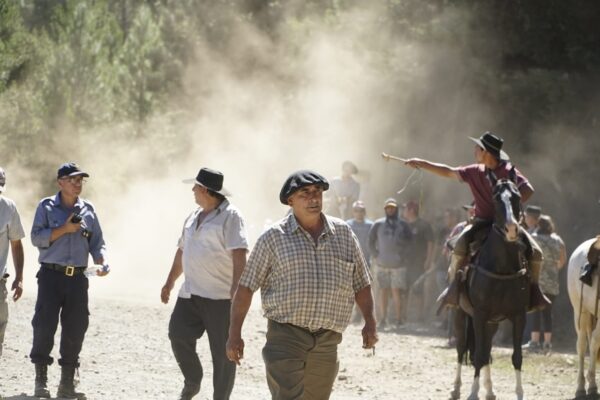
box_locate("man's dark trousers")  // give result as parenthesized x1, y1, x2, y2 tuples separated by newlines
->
(169, 295, 235, 400)
(30, 267, 89, 367)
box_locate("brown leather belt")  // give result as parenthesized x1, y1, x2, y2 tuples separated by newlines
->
(41, 263, 86, 277)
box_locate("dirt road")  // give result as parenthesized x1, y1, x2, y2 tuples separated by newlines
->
(0, 297, 580, 399)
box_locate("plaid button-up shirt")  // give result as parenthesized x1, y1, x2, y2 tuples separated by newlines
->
(239, 213, 371, 333)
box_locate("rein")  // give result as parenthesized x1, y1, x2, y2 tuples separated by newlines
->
(595, 275, 600, 328)
(472, 265, 527, 281)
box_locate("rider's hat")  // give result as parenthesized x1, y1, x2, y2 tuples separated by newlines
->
(469, 132, 509, 161)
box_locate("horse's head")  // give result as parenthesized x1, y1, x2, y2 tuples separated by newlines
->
(492, 179, 521, 242)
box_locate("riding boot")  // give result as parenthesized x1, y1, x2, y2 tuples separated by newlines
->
(34, 364, 51, 398)
(436, 253, 468, 313)
(56, 366, 87, 400)
(528, 259, 551, 313)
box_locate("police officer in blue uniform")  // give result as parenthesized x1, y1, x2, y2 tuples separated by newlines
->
(30, 162, 109, 399)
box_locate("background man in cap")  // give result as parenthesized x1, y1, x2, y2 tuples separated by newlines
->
(346, 200, 373, 266)
(346, 201, 374, 323)
(368, 198, 412, 328)
(401, 200, 434, 321)
(161, 167, 248, 400)
(0, 167, 25, 359)
(226, 170, 377, 400)
(404, 132, 545, 310)
(30, 162, 109, 399)
(523, 205, 542, 233)
(325, 160, 360, 220)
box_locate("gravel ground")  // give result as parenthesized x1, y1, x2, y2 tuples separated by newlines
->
(0, 296, 582, 400)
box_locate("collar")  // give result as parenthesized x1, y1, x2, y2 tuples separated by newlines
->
(286, 212, 335, 236)
(197, 199, 229, 222)
(53, 192, 85, 209)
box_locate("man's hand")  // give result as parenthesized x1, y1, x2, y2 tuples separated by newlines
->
(11, 279, 23, 301)
(362, 318, 378, 350)
(226, 334, 245, 366)
(161, 281, 174, 304)
(96, 264, 110, 277)
(63, 213, 82, 234)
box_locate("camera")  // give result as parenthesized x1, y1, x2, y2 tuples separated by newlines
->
(70, 213, 91, 238)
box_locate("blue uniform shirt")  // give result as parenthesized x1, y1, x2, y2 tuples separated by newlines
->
(31, 192, 106, 266)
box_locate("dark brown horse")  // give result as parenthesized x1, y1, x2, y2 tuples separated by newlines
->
(450, 178, 530, 400)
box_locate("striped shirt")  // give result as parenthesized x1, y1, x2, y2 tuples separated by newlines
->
(239, 213, 371, 333)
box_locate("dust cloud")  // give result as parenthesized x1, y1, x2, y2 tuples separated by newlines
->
(5, 3, 598, 305)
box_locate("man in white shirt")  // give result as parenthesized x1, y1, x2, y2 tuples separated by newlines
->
(161, 168, 248, 400)
(0, 167, 25, 358)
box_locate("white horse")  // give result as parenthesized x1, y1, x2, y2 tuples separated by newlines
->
(568, 237, 600, 399)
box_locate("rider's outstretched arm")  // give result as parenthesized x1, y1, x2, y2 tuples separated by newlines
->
(405, 158, 461, 181)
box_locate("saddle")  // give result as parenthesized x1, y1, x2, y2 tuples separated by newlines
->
(581, 236, 600, 286)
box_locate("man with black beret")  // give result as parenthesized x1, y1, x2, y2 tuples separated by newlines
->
(226, 170, 377, 400)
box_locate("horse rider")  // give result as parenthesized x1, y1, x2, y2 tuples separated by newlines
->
(404, 132, 547, 310)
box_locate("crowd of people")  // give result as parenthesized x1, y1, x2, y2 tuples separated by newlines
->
(0, 132, 575, 400)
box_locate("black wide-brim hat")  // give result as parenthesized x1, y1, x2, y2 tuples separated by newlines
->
(469, 131, 510, 161)
(279, 170, 329, 205)
(183, 167, 231, 196)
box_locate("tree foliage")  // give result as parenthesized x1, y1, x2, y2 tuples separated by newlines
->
(0, 0, 599, 192)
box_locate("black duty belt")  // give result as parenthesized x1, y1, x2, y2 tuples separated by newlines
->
(42, 263, 86, 277)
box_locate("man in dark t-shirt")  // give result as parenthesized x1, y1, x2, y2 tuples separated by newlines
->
(402, 201, 434, 288)
(404, 132, 545, 310)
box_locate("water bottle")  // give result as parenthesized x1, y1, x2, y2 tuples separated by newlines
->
(85, 264, 110, 277)
(84, 267, 99, 277)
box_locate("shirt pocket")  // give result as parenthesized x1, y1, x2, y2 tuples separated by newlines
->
(332, 258, 355, 294)
(196, 222, 224, 251)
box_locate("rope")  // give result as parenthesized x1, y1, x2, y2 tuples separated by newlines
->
(594, 275, 600, 329)
(578, 280, 584, 331)
(396, 168, 422, 195)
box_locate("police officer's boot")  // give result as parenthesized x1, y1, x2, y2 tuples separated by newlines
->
(34, 364, 51, 398)
(437, 253, 468, 313)
(528, 259, 551, 313)
(57, 366, 86, 400)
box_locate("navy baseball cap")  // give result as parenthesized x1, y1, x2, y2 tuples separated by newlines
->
(57, 162, 89, 179)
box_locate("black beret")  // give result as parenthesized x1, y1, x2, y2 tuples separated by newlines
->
(279, 170, 329, 205)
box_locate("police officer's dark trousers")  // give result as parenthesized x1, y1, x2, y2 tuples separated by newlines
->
(169, 295, 235, 400)
(30, 267, 89, 367)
